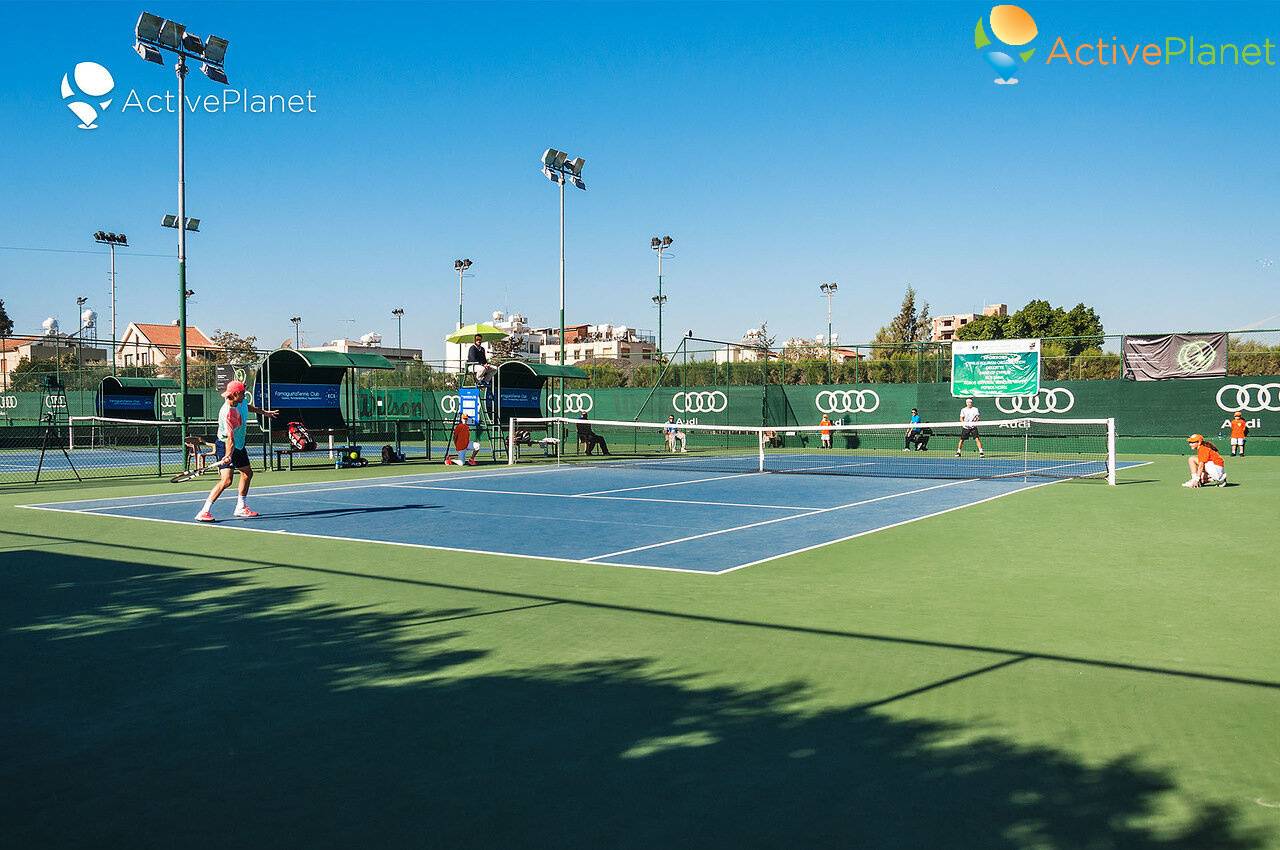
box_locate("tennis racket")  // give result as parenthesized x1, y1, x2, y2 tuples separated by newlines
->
(170, 459, 230, 484)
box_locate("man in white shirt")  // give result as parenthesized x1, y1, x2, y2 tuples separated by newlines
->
(955, 398, 984, 459)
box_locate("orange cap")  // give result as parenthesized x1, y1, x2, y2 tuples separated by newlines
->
(1187, 434, 1204, 444)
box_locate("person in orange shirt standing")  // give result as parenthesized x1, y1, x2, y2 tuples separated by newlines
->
(1228, 411, 1249, 457)
(1183, 433, 1226, 488)
(819, 414, 833, 449)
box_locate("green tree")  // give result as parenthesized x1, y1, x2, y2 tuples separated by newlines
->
(0, 298, 13, 338)
(871, 286, 932, 354)
(954, 300, 1104, 357)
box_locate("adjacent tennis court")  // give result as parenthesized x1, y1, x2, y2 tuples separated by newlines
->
(22, 456, 1143, 573)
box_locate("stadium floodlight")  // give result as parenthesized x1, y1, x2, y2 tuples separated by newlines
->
(453, 259, 475, 371)
(93, 230, 129, 372)
(204, 35, 229, 65)
(820, 282, 839, 365)
(200, 63, 227, 84)
(538, 146, 588, 417)
(391, 307, 405, 353)
(650, 235, 675, 356)
(162, 215, 200, 231)
(135, 42, 163, 64)
(135, 12, 163, 42)
(158, 18, 185, 49)
(134, 11, 231, 449)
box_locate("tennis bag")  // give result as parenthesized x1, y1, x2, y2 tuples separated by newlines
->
(287, 421, 317, 452)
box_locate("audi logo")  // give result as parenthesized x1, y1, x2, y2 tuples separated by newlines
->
(44, 394, 67, 409)
(995, 387, 1075, 415)
(815, 389, 880, 414)
(160, 392, 178, 407)
(674, 390, 728, 414)
(0, 395, 16, 410)
(1216, 383, 1280, 413)
(439, 395, 460, 414)
(547, 393, 594, 414)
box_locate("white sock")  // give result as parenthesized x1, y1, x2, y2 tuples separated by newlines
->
(237, 496, 247, 509)
(201, 498, 214, 514)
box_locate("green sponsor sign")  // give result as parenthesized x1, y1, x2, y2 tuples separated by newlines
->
(951, 339, 1041, 398)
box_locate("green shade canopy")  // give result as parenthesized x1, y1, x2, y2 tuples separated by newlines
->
(101, 376, 179, 390)
(282, 349, 395, 370)
(445, 323, 509, 344)
(499, 361, 588, 380)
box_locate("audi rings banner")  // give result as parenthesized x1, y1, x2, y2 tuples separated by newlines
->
(1122, 333, 1227, 381)
(951, 339, 1041, 398)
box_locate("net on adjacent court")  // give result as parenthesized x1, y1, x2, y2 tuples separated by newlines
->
(68, 416, 219, 453)
(509, 416, 1117, 483)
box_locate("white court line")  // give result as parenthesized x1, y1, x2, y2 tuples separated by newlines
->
(583, 477, 980, 562)
(22, 463, 578, 512)
(389, 483, 816, 511)
(15, 504, 721, 576)
(575, 472, 761, 496)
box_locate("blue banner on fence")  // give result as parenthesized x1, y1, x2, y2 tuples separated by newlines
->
(500, 386, 540, 409)
(268, 383, 342, 408)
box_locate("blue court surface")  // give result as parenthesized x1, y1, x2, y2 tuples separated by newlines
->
(21, 459, 1141, 574)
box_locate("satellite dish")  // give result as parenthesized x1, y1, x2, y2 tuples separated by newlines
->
(41, 317, 59, 335)
(359, 332, 382, 346)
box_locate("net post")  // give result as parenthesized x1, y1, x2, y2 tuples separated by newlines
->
(757, 427, 765, 473)
(1107, 417, 1117, 485)
(507, 418, 517, 466)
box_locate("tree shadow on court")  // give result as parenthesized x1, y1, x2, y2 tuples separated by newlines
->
(0, 552, 1267, 850)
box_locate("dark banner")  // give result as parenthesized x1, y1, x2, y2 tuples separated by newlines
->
(215, 364, 250, 393)
(1122, 333, 1227, 381)
(102, 394, 155, 412)
(266, 383, 342, 408)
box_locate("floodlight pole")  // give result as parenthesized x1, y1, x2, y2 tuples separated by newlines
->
(175, 54, 190, 447)
(820, 282, 838, 366)
(109, 243, 117, 370)
(75, 297, 87, 377)
(558, 173, 565, 418)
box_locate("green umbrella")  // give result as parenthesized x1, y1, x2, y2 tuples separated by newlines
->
(445, 323, 508, 343)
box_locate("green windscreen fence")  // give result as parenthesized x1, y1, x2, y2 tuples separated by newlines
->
(8, 376, 1276, 455)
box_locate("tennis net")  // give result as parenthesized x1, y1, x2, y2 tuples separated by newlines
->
(508, 416, 1117, 484)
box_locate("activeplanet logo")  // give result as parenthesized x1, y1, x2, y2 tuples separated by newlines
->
(975, 3, 1280, 85)
(59, 59, 317, 131)
(61, 62, 115, 129)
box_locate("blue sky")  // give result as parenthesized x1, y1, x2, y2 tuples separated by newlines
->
(2, 1, 1278, 357)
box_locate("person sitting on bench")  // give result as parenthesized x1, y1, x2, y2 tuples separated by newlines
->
(904, 408, 930, 451)
(577, 413, 610, 456)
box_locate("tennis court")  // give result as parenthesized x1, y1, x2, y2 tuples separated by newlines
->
(21, 455, 1143, 573)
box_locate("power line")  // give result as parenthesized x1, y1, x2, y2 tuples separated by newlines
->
(0, 245, 172, 258)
